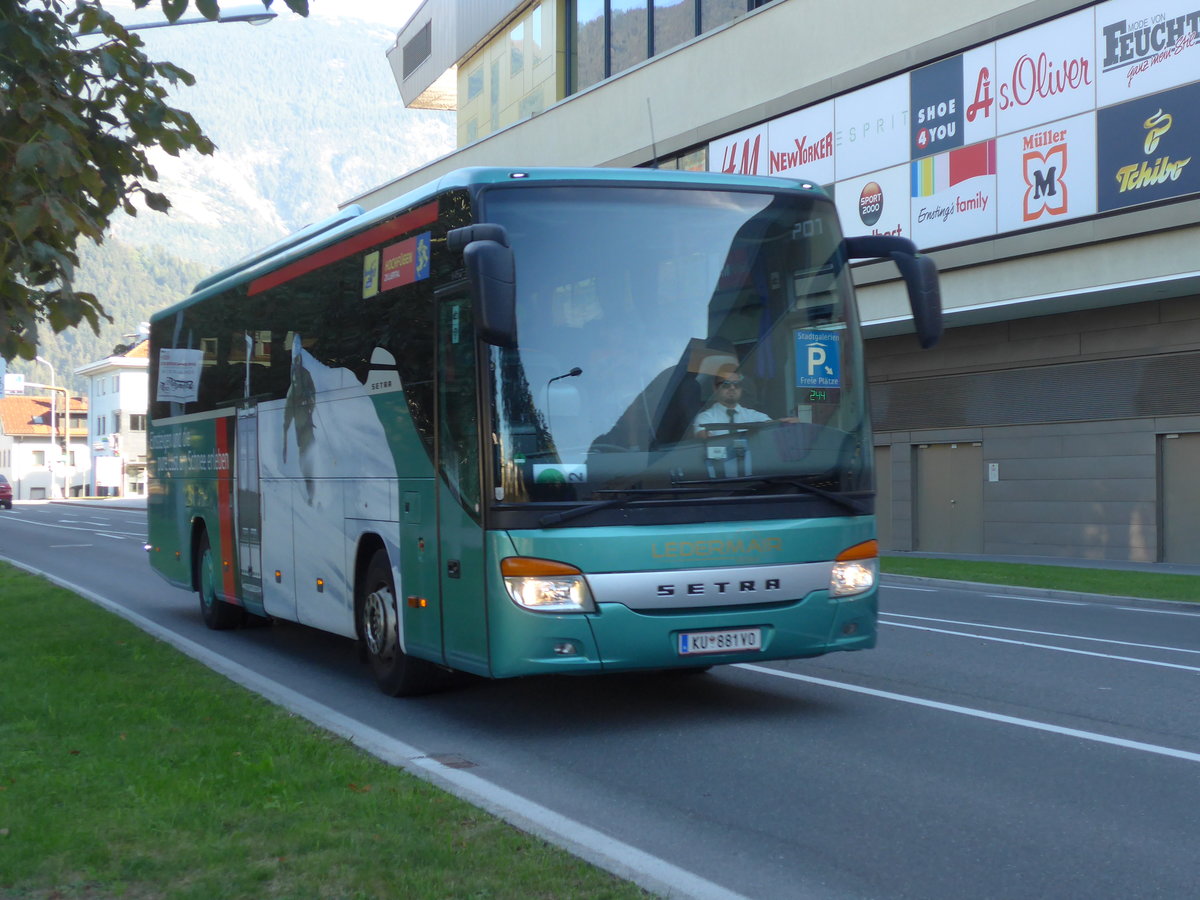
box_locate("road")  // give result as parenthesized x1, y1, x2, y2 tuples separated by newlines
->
(3, 501, 1199, 899)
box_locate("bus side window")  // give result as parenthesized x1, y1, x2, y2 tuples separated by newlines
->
(439, 298, 481, 514)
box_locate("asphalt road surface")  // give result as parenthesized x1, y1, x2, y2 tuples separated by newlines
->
(4, 501, 1198, 899)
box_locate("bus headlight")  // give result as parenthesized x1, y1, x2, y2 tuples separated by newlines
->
(830, 540, 878, 597)
(501, 557, 595, 613)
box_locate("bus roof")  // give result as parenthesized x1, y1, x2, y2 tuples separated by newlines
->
(153, 166, 828, 322)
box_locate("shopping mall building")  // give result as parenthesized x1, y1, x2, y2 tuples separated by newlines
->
(354, 0, 1200, 563)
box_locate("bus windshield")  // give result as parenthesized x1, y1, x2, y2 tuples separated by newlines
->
(482, 184, 870, 512)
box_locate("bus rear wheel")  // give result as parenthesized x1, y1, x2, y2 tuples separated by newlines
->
(197, 531, 243, 630)
(358, 549, 440, 696)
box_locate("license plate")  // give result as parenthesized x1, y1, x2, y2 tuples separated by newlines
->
(678, 628, 762, 655)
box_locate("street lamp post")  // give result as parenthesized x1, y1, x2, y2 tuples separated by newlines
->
(73, 4, 278, 36)
(34, 356, 68, 499)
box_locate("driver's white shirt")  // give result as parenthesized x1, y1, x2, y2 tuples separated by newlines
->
(693, 403, 771, 433)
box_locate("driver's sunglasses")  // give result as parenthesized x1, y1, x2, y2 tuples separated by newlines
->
(717, 380, 743, 388)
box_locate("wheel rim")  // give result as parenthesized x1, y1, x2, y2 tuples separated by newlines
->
(200, 549, 217, 611)
(363, 585, 397, 661)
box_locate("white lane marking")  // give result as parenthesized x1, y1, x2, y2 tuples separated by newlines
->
(0, 517, 142, 538)
(985, 594, 1088, 606)
(882, 612, 1200, 656)
(736, 664, 1200, 765)
(880, 621, 1200, 673)
(0, 555, 751, 900)
(96, 533, 127, 540)
(882, 584, 939, 592)
(1116, 606, 1200, 617)
(50, 544, 93, 549)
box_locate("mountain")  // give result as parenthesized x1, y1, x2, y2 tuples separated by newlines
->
(15, 9, 454, 391)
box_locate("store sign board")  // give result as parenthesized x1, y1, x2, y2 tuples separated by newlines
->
(1097, 0, 1200, 106)
(833, 164, 911, 240)
(993, 7, 1097, 135)
(1097, 80, 1200, 212)
(768, 100, 835, 183)
(709, 123, 769, 176)
(996, 112, 1098, 232)
(909, 141, 998, 248)
(833, 74, 910, 180)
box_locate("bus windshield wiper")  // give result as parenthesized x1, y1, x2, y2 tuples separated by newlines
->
(537, 486, 709, 527)
(672, 474, 871, 515)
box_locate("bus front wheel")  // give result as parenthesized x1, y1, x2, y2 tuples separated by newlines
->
(197, 531, 243, 630)
(358, 549, 440, 696)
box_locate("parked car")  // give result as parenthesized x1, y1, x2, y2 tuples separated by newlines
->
(0, 474, 11, 510)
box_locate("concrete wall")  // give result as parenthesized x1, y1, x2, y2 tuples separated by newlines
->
(871, 295, 1200, 562)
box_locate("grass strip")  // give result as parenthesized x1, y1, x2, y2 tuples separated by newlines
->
(881, 556, 1200, 603)
(0, 563, 647, 900)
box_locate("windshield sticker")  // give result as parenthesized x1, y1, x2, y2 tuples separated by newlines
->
(362, 250, 380, 298)
(157, 348, 204, 403)
(795, 331, 842, 388)
(380, 231, 431, 292)
(533, 464, 587, 484)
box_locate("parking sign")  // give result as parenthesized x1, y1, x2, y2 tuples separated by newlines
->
(794, 331, 842, 388)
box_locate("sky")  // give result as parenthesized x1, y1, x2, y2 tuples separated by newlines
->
(103, 0, 423, 30)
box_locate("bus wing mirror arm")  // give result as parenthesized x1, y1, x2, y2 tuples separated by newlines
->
(844, 235, 943, 349)
(449, 225, 517, 348)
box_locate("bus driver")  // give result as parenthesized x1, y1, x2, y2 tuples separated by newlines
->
(692, 366, 796, 439)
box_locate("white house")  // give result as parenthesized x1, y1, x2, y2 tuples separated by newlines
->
(0, 393, 90, 499)
(74, 340, 150, 496)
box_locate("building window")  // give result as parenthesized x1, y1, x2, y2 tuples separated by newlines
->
(510, 20, 525, 76)
(571, 0, 759, 94)
(610, 0, 650, 76)
(654, 0, 696, 55)
(403, 22, 432, 78)
(467, 66, 484, 100)
(574, 0, 606, 91)
(130, 414, 146, 431)
(33, 451, 45, 466)
(700, 0, 743, 31)
(97, 415, 106, 436)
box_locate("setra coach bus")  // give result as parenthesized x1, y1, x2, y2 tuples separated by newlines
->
(147, 166, 941, 695)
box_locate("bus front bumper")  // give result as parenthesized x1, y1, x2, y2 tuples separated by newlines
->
(487, 589, 877, 678)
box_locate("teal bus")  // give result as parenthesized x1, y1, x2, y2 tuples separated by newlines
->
(147, 166, 940, 695)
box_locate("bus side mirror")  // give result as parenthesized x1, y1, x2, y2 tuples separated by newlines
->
(448, 224, 517, 348)
(844, 235, 943, 349)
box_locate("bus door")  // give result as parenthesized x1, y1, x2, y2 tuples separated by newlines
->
(235, 403, 264, 612)
(436, 288, 490, 674)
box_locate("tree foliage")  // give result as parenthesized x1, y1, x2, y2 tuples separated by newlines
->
(0, 0, 307, 362)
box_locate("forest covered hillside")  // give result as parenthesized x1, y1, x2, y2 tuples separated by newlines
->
(9, 7, 454, 391)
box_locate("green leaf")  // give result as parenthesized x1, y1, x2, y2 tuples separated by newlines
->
(11, 204, 45, 242)
(196, 0, 221, 19)
(161, 0, 189, 22)
(142, 191, 171, 213)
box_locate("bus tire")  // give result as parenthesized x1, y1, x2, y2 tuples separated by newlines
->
(358, 549, 440, 696)
(197, 531, 243, 630)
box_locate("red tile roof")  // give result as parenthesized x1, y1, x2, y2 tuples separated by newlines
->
(0, 395, 89, 438)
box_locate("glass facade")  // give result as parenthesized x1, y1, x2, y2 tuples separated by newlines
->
(457, 3, 559, 146)
(573, 0, 754, 93)
(456, 0, 761, 145)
